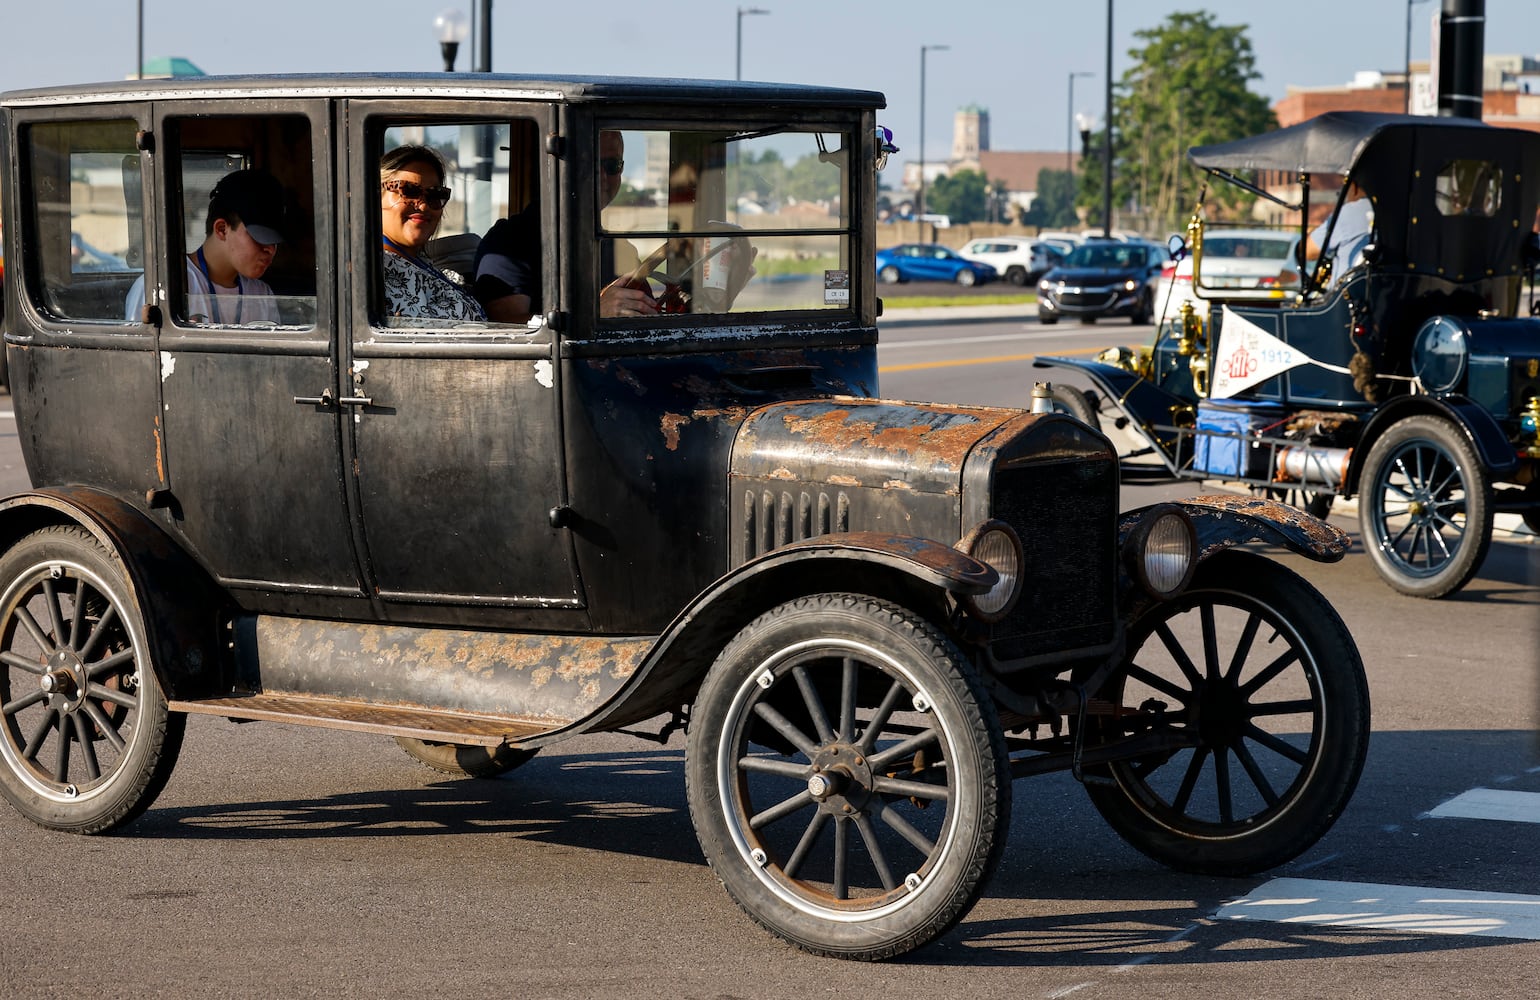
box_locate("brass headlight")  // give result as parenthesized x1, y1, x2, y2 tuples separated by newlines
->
(957, 520, 1023, 622)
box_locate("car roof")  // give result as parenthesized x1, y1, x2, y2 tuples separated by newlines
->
(0, 72, 885, 110)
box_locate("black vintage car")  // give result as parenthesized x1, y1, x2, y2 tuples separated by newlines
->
(1039, 112, 1540, 598)
(0, 74, 1367, 960)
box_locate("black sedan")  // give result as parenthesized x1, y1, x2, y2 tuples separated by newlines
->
(1036, 241, 1167, 324)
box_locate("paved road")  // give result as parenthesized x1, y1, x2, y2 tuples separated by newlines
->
(0, 334, 1538, 997)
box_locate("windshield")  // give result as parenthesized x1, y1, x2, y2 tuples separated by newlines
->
(1064, 244, 1147, 269)
(598, 125, 853, 317)
(1204, 236, 1294, 260)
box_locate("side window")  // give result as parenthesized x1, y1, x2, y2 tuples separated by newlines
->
(596, 126, 854, 321)
(153, 114, 317, 329)
(1435, 160, 1502, 217)
(21, 119, 143, 323)
(372, 119, 539, 332)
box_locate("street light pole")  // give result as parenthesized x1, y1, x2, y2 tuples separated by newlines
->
(1102, 0, 1114, 238)
(918, 44, 949, 219)
(1405, 0, 1432, 113)
(1066, 71, 1093, 175)
(736, 7, 770, 81)
(137, 1, 144, 80)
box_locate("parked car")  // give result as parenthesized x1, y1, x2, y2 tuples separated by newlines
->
(876, 242, 997, 285)
(1038, 110, 1540, 598)
(1036, 240, 1168, 324)
(69, 233, 132, 273)
(0, 73, 1368, 962)
(957, 236, 1063, 286)
(1154, 228, 1300, 321)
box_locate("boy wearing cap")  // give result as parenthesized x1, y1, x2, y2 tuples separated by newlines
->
(124, 168, 287, 324)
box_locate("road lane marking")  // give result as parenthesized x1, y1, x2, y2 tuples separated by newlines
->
(1426, 787, 1540, 824)
(1216, 878, 1540, 940)
(880, 346, 1104, 373)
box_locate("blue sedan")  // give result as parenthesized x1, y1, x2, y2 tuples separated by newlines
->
(877, 243, 997, 286)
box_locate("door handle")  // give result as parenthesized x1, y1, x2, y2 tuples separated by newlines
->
(294, 387, 334, 406)
(337, 396, 373, 407)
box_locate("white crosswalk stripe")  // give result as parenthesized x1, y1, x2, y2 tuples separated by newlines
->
(1216, 878, 1540, 940)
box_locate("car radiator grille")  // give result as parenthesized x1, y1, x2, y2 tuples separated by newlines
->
(988, 459, 1117, 659)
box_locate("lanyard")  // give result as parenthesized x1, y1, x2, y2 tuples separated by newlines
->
(382, 236, 487, 320)
(193, 248, 243, 325)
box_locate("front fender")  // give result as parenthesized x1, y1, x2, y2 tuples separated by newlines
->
(1120, 494, 1351, 565)
(1034, 354, 1193, 461)
(0, 487, 233, 699)
(561, 533, 993, 736)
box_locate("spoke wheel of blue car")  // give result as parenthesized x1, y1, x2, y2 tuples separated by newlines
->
(1083, 551, 1368, 876)
(394, 737, 538, 778)
(1359, 415, 1492, 599)
(0, 526, 183, 834)
(685, 593, 1010, 960)
(954, 268, 977, 287)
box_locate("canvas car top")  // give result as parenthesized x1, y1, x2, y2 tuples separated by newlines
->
(1186, 111, 1502, 174)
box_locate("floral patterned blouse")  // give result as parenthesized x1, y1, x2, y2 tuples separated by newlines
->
(383, 250, 486, 322)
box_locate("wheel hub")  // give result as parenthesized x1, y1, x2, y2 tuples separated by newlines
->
(807, 744, 874, 814)
(1195, 680, 1246, 748)
(39, 651, 87, 714)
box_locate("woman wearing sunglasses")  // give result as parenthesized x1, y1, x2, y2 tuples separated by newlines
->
(380, 145, 486, 322)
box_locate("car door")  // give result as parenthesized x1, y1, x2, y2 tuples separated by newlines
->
(148, 100, 368, 615)
(340, 100, 582, 627)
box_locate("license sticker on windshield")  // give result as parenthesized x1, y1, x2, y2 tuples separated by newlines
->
(824, 270, 850, 304)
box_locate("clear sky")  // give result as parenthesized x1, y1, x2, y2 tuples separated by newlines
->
(6, 0, 1539, 175)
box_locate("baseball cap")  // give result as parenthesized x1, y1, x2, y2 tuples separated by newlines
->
(209, 169, 287, 246)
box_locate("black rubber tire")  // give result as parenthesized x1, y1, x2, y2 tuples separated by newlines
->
(879, 265, 902, 284)
(0, 526, 184, 833)
(1130, 292, 1152, 324)
(685, 593, 1010, 961)
(1358, 415, 1493, 598)
(1083, 551, 1369, 876)
(955, 268, 977, 287)
(394, 737, 538, 778)
(1048, 384, 1098, 427)
(1005, 266, 1027, 286)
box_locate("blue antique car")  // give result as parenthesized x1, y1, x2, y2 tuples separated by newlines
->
(1039, 111, 1540, 598)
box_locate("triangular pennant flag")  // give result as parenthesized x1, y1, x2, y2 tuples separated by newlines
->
(1209, 306, 1313, 399)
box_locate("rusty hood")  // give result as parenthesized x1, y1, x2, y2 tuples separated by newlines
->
(730, 397, 1036, 494)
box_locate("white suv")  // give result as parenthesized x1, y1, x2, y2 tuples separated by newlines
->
(956, 236, 1062, 286)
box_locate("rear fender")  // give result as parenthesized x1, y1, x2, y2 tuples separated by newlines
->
(1344, 394, 1517, 495)
(0, 487, 231, 699)
(562, 533, 993, 735)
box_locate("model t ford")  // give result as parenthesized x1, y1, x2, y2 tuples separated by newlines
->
(1038, 111, 1540, 599)
(0, 74, 1367, 959)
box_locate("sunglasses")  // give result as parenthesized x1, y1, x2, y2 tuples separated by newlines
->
(599, 157, 625, 177)
(383, 178, 452, 209)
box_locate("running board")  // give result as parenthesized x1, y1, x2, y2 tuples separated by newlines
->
(170, 692, 569, 747)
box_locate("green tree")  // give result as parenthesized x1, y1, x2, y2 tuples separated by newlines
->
(1078, 11, 1276, 234)
(926, 169, 989, 224)
(1024, 168, 1079, 229)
